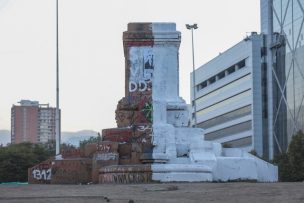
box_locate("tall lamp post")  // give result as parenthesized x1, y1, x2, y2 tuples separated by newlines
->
(55, 0, 61, 159)
(186, 24, 198, 127)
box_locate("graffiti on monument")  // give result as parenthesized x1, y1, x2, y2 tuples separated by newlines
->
(95, 153, 118, 161)
(129, 47, 154, 92)
(98, 144, 111, 153)
(137, 96, 153, 123)
(32, 168, 52, 180)
(136, 125, 152, 132)
(143, 49, 154, 81)
(114, 46, 154, 145)
(131, 125, 153, 143)
(140, 102, 153, 123)
(31, 163, 52, 181)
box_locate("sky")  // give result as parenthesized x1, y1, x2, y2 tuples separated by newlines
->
(0, 0, 260, 132)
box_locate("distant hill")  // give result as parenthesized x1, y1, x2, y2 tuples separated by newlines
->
(0, 130, 98, 147)
(0, 130, 10, 146)
(62, 130, 98, 146)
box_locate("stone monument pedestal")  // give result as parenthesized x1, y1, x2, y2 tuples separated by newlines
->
(28, 23, 278, 184)
(99, 22, 278, 183)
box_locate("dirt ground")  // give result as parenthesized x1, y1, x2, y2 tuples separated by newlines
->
(0, 182, 304, 203)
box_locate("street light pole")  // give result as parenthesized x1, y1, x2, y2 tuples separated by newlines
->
(186, 24, 198, 127)
(55, 0, 61, 159)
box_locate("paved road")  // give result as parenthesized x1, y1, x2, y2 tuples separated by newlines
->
(1, 182, 304, 203)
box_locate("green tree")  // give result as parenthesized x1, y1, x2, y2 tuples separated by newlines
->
(287, 130, 304, 181)
(79, 133, 101, 148)
(274, 130, 304, 181)
(0, 142, 54, 183)
(273, 153, 293, 181)
(61, 143, 77, 151)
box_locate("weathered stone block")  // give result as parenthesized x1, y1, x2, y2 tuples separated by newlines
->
(99, 165, 152, 184)
(62, 148, 84, 159)
(97, 141, 119, 153)
(102, 128, 133, 143)
(92, 152, 119, 183)
(213, 157, 258, 181)
(167, 102, 190, 127)
(84, 143, 98, 157)
(118, 143, 132, 159)
(167, 110, 189, 127)
(51, 159, 92, 184)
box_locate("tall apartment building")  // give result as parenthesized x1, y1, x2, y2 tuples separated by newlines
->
(261, 0, 304, 159)
(191, 33, 268, 157)
(11, 100, 58, 144)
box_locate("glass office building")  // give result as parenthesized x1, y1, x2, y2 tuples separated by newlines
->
(261, 0, 304, 158)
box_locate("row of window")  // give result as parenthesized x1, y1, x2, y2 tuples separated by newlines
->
(197, 105, 252, 129)
(195, 74, 251, 106)
(196, 59, 247, 91)
(196, 90, 251, 117)
(222, 136, 252, 148)
(204, 121, 252, 141)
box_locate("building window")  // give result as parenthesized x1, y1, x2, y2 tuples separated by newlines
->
(218, 71, 225, 79)
(227, 66, 235, 74)
(200, 81, 207, 89)
(196, 58, 247, 91)
(209, 76, 216, 84)
(237, 59, 246, 69)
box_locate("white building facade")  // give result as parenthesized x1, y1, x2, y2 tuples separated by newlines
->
(191, 33, 269, 158)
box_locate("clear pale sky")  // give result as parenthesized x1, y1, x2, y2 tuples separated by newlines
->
(0, 0, 260, 132)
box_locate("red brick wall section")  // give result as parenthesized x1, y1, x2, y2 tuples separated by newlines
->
(61, 148, 84, 159)
(102, 128, 133, 143)
(51, 159, 92, 184)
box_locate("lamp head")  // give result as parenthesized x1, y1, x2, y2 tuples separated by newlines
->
(186, 24, 198, 30)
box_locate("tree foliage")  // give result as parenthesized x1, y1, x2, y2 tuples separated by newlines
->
(273, 130, 304, 181)
(0, 139, 93, 183)
(0, 141, 74, 183)
(0, 142, 54, 183)
(79, 133, 101, 148)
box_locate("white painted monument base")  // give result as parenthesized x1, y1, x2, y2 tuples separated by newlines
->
(125, 22, 278, 183)
(151, 123, 278, 182)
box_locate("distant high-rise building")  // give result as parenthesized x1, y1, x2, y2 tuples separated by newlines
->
(11, 100, 58, 144)
(261, 0, 304, 159)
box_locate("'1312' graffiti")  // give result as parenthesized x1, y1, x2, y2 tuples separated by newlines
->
(32, 169, 51, 180)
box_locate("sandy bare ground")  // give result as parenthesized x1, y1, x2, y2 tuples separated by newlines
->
(0, 182, 304, 203)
